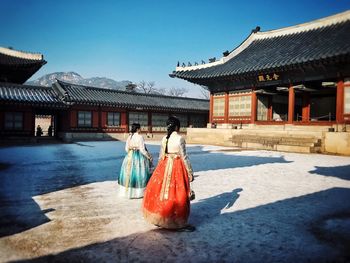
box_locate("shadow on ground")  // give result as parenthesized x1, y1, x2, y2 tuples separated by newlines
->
(13, 187, 350, 263)
(309, 165, 350, 181)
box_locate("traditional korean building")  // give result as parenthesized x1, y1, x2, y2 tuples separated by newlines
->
(0, 47, 208, 141)
(0, 47, 46, 84)
(171, 10, 350, 127)
(51, 80, 208, 141)
(171, 10, 350, 155)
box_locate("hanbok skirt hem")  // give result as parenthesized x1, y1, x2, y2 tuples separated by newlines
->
(118, 185, 146, 199)
(118, 150, 150, 199)
(143, 208, 187, 229)
(142, 155, 190, 229)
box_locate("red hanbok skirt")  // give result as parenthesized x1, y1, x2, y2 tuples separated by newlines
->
(142, 154, 190, 229)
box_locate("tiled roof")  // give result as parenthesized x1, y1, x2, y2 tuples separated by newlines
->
(171, 11, 350, 81)
(55, 80, 209, 112)
(0, 82, 65, 107)
(0, 47, 47, 84)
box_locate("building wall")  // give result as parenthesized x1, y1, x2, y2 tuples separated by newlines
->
(210, 78, 349, 125)
(0, 105, 34, 136)
(55, 105, 208, 141)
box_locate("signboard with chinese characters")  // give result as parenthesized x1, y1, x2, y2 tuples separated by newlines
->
(258, 73, 280, 82)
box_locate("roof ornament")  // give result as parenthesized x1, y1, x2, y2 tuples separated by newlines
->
(252, 26, 261, 33)
(182, 63, 186, 67)
(194, 62, 198, 66)
(188, 62, 192, 66)
(177, 61, 180, 67)
(209, 57, 216, 63)
(201, 60, 206, 64)
(223, 50, 230, 57)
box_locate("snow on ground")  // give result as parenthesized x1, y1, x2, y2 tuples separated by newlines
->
(0, 141, 350, 262)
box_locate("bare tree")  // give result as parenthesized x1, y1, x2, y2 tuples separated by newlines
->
(200, 86, 210, 99)
(137, 80, 146, 93)
(147, 81, 155, 92)
(137, 80, 157, 94)
(125, 83, 137, 92)
(153, 87, 166, 95)
(134, 81, 189, 97)
(168, 87, 188, 97)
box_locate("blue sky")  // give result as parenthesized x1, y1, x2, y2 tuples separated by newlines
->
(1, 0, 350, 97)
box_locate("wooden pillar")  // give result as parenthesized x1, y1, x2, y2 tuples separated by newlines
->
(302, 92, 310, 122)
(98, 106, 102, 130)
(267, 95, 273, 121)
(251, 88, 257, 123)
(30, 111, 35, 136)
(24, 111, 34, 135)
(288, 85, 295, 123)
(121, 111, 128, 133)
(336, 80, 344, 123)
(70, 110, 77, 128)
(187, 112, 191, 127)
(148, 112, 152, 133)
(92, 111, 99, 128)
(209, 93, 214, 124)
(101, 111, 107, 128)
(224, 92, 229, 123)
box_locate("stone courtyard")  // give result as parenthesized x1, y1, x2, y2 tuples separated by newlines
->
(0, 141, 350, 262)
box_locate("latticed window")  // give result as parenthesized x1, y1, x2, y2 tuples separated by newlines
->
(229, 95, 251, 116)
(78, 111, 92, 127)
(257, 96, 268, 121)
(5, 112, 23, 130)
(107, 112, 120, 126)
(129, 112, 148, 131)
(213, 97, 225, 116)
(152, 113, 168, 132)
(345, 87, 350, 114)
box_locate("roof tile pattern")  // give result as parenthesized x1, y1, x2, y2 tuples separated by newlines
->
(0, 82, 64, 105)
(58, 81, 208, 112)
(173, 19, 350, 80)
(0, 81, 209, 113)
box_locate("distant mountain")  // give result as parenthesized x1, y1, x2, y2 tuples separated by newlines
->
(26, 72, 132, 90)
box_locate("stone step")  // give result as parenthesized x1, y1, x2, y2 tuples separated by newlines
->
(229, 135, 322, 153)
(231, 136, 318, 141)
(230, 136, 319, 144)
(232, 131, 323, 138)
(276, 144, 313, 153)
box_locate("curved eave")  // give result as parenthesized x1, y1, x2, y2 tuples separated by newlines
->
(172, 10, 350, 81)
(172, 47, 350, 82)
(0, 100, 68, 108)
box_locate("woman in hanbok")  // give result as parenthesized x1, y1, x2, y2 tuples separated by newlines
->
(142, 116, 195, 231)
(118, 123, 153, 199)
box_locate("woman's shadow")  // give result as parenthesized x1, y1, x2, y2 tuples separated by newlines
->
(190, 188, 243, 227)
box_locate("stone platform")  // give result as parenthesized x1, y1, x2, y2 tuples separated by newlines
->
(186, 124, 350, 155)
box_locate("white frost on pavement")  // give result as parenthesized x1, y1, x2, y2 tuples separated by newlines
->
(0, 141, 349, 262)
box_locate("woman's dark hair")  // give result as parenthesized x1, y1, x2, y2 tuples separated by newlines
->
(130, 123, 141, 137)
(165, 116, 180, 153)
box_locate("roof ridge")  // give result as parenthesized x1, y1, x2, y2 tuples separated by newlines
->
(57, 80, 209, 101)
(0, 47, 44, 61)
(0, 82, 52, 90)
(174, 10, 350, 72)
(255, 9, 350, 39)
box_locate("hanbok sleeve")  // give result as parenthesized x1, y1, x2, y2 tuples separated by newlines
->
(139, 136, 152, 160)
(179, 137, 194, 181)
(159, 137, 166, 160)
(125, 136, 130, 153)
